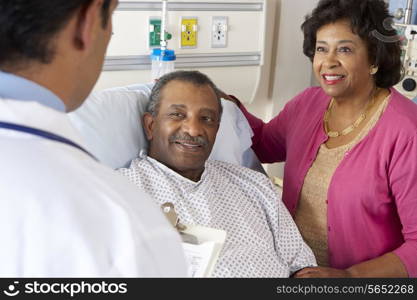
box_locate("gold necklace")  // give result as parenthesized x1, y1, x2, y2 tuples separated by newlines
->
(323, 91, 377, 138)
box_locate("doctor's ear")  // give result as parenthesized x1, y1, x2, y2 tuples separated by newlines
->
(73, 0, 103, 50)
(143, 113, 155, 141)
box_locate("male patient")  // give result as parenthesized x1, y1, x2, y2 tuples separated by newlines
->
(118, 70, 316, 277)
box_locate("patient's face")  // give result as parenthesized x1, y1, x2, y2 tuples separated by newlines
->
(144, 80, 220, 180)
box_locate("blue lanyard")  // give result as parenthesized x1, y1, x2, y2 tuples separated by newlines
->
(0, 121, 96, 160)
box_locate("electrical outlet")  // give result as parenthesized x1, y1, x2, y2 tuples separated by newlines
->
(211, 16, 228, 48)
(180, 17, 198, 48)
(149, 17, 161, 48)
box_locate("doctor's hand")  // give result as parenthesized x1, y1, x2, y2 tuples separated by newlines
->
(293, 267, 352, 278)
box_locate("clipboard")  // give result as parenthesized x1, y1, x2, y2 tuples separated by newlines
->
(161, 202, 226, 277)
(181, 225, 226, 277)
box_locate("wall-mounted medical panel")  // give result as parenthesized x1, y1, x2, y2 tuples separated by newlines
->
(98, 0, 273, 104)
(180, 16, 198, 48)
(148, 17, 162, 47)
(107, 11, 263, 55)
(211, 16, 228, 48)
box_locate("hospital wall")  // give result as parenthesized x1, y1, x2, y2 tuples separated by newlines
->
(94, 0, 320, 178)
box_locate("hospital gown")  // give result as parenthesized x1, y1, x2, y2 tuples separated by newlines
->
(118, 155, 316, 277)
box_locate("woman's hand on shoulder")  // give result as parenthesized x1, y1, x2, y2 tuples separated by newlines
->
(217, 89, 240, 105)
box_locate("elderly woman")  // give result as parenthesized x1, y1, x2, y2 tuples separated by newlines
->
(225, 0, 417, 277)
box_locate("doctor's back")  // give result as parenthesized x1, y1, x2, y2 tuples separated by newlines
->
(0, 0, 186, 277)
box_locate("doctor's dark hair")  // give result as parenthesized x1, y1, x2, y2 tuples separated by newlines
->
(147, 70, 223, 117)
(301, 0, 402, 88)
(0, 0, 112, 69)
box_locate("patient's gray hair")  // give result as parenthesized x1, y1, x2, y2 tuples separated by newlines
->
(147, 70, 223, 117)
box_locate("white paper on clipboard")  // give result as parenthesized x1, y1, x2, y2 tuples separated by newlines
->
(181, 225, 226, 278)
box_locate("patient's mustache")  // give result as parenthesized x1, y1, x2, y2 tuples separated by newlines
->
(169, 134, 208, 147)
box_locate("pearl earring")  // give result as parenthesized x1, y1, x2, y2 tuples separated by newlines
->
(370, 66, 378, 75)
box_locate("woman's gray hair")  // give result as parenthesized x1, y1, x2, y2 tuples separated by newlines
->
(147, 70, 223, 117)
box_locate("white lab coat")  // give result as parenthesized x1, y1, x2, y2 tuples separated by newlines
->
(0, 99, 186, 277)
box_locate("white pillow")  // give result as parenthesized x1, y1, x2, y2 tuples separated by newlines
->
(209, 100, 252, 165)
(69, 83, 263, 172)
(68, 89, 149, 168)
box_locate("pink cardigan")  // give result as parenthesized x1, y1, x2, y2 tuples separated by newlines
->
(239, 87, 417, 276)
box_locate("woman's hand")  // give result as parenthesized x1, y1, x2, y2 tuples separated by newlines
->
(293, 252, 408, 278)
(217, 89, 239, 105)
(293, 267, 352, 278)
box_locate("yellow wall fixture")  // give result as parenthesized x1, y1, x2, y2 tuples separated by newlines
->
(180, 17, 198, 48)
